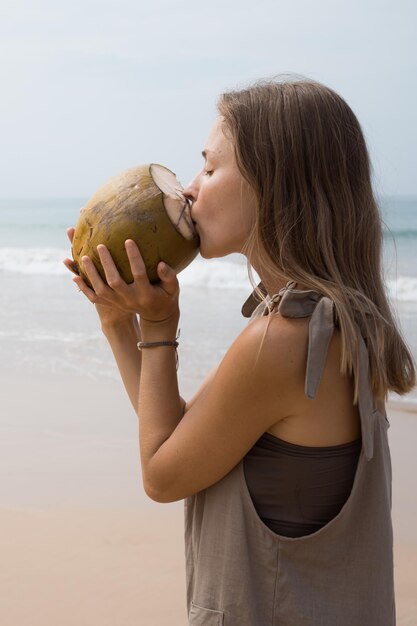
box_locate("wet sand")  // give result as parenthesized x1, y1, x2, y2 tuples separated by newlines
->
(0, 375, 416, 625)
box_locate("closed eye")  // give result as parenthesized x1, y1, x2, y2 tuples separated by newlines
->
(204, 170, 214, 176)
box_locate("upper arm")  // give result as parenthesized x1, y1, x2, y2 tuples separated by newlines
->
(182, 364, 220, 415)
(147, 316, 300, 503)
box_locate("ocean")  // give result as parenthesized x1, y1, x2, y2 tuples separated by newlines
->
(0, 196, 416, 404)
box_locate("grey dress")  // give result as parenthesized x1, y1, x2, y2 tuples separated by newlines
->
(184, 281, 395, 625)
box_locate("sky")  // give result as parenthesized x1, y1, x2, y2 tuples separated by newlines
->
(0, 0, 416, 198)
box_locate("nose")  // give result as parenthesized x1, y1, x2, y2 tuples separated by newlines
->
(182, 175, 199, 204)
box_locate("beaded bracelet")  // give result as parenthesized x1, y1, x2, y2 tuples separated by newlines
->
(137, 329, 180, 371)
(137, 340, 179, 349)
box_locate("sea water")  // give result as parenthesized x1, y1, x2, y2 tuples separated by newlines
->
(0, 196, 416, 403)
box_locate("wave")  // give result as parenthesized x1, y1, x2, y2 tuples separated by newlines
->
(0, 247, 70, 276)
(386, 277, 417, 302)
(180, 257, 258, 290)
(383, 229, 417, 240)
(0, 329, 102, 343)
(0, 247, 256, 290)
(1, 247, 417, 301)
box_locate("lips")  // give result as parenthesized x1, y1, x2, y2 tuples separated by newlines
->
(189, 204, 197, 229)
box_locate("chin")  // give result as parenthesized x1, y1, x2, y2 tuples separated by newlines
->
(198, 238, 237, 260)
(197, 240, 212, 259)
(199, 247, 230, 260)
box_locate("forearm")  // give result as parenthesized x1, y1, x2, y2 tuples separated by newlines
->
(101, 315, 143, 412)
(138, 315, 183, 496)
(102, 314, 186, 422)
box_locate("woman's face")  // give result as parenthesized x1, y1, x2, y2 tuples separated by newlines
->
(183, 117, 257, 259)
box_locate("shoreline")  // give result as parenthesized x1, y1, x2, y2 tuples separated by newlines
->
(387, 398, 417, 414)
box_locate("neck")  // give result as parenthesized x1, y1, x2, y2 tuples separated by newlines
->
(249, 258, 309, 297)
(249, 262, 289, 297)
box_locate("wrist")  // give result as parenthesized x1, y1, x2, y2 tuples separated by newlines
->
(139, 314, 180, 342)
(101, 314, 139, 337)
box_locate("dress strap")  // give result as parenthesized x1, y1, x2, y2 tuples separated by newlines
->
(305, 295, 335, 399)
(241, 282, 268, 318)
(244, 281, 335, 401)
(357, 333, 377, 460)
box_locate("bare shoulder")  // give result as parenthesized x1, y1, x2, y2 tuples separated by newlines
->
(183, 310, 309, 417)
(187, 311, 312, 429)
(243, 313, 310, 393)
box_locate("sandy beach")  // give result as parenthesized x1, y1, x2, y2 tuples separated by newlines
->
(0, 372, 416, 625)
(0, 375, 187, 625)
(1, 242, 416, 625)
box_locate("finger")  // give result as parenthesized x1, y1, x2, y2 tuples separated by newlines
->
(72, 276, 98, 303)
(124, 240, 150, 284)
(157, 261, 179, 295)
(97, 244, 128, 292)
(63, 257, 78, 275)
(81, 255, 112, 297)
(67, 227, 75, 244)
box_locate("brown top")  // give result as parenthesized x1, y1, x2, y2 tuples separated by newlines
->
(184, 281, 395, 625)
(243, 431, 362, 538)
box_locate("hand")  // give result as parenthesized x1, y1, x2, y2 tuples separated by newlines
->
(63, 227, 180, 327)
(63, 226, 135, 328)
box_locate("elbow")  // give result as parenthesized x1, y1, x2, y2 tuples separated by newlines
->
(143, 477, 182, 503)
(143, 475, 175, 503)
(144, 484, 177, 503)
(142, 450, 182, 503)
(143, 477, 164, 503)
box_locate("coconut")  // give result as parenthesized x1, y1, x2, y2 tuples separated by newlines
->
(71, 164, 199, 286)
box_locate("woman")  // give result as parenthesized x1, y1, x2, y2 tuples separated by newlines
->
(64, 77, 415, 625)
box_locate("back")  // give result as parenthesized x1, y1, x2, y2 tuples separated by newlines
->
(261, 315, 362, 446)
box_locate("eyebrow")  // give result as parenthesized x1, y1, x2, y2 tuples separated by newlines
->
(201, 149, 216, 159)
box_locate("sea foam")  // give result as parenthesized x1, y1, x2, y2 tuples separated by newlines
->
(386, 277, 417, 302)
(0, 247, 257, 290)
(0, 247, 69, 276)
(1, 246, 417, 301)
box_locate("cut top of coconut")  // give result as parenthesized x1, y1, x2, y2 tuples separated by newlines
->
(150, 163, 196, 240)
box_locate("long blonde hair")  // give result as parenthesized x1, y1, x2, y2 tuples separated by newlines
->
(218, 76, 415, 402)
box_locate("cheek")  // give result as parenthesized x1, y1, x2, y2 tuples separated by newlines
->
(198, 185, 222, 220)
